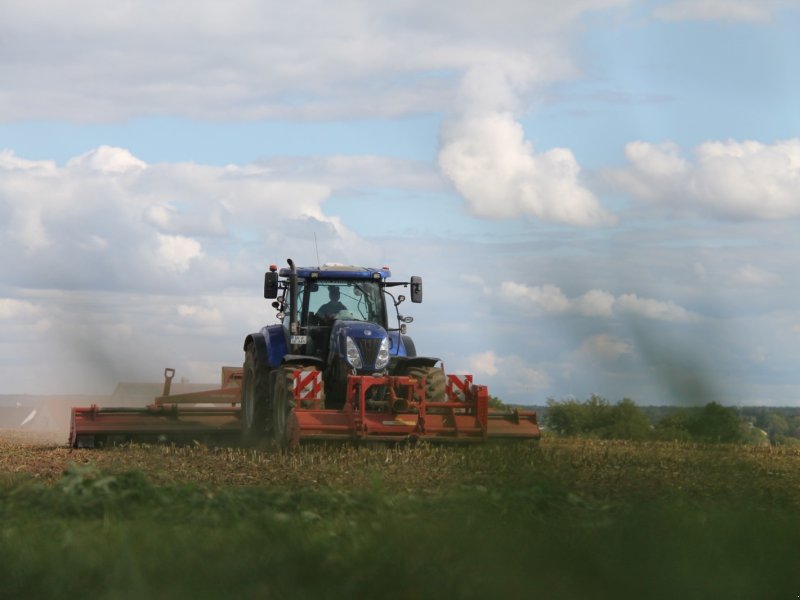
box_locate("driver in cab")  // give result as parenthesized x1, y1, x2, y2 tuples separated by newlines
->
(316, 286, 347, 320)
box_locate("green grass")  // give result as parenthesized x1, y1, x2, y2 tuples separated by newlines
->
(2, 440, 800, 599)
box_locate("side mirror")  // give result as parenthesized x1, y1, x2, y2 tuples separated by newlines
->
(410, 276, 423, 303)
(264, 272, 279, 298)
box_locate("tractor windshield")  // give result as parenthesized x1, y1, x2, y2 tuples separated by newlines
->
(307, 280, 385, 327)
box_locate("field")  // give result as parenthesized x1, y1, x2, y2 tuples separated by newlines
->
(2, 431, 799, 599)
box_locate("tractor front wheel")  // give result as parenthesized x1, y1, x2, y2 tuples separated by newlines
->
(272, 366, 298, 450)
(241, 344, 269, 444)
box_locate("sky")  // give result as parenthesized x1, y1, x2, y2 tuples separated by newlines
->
(2, 0, 800, 406)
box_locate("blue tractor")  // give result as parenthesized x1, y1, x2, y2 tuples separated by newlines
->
(240, 259, 448, 445)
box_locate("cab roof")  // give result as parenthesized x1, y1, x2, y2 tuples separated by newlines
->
(278, 264, 392, 280)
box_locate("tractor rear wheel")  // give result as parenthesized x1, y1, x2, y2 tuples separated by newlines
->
(407, 365, 446, 405)
(241, 344, 269, 444)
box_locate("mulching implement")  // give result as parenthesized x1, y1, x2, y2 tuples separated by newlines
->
(70, 260, 541, 448)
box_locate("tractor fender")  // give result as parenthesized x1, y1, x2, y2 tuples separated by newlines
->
(243, 325, 289, 369)
(388, 332, 417, 358)
(243, 331, 269, 367)
(391, 356, 441, 375)
(401, 335, 417, 357)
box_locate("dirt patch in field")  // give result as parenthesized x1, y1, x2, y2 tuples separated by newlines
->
(0, 430, 73, 483)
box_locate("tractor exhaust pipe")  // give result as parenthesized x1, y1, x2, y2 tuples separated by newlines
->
(287, 258, 299, 351)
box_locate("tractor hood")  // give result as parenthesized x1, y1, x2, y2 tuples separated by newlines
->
(331, 320, 390, 372)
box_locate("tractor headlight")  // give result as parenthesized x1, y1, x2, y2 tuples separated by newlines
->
(345, 336, 363, 369)
(375, 337, 390, 370)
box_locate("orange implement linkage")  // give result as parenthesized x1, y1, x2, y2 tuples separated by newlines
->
(286, 372, 540, 447)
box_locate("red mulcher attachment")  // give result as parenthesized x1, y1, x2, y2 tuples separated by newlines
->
(69, 367, 242, 448)
(69, 367, 540, 448)
(284, 370, 541, 447)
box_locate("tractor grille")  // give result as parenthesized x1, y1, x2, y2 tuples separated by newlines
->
(356, 337, 381, 368)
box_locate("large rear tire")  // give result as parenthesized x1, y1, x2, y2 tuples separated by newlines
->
(241, 344, 270, 444)
(407, 365, 446, 404)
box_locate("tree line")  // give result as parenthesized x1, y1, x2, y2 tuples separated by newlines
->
(538, 395, 800, 444)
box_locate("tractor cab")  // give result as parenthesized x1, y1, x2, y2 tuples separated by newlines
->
(286, 277, 389, 363)
(287, 278, 388, 329)
(264, 262, 422, 406)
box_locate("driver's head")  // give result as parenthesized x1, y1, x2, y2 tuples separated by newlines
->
(329, 286, 340, 299)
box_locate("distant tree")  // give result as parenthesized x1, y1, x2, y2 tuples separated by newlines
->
(771, 434, 800, 446)
(655, 403, 749, 443)
(788, 416, 800, 438)
(687, 402, 746, 443)
(488, 395, 508, 410)
(764, 413, 789, 439)
(546, 395, 652, 440)
(601, 398, 653, 441)
(653, 409, 695, 441)
(547, 397, 747, 443)
(584, 394, 615, 433)
(546, 396, 613, 436)
(545, 398, 586, 436)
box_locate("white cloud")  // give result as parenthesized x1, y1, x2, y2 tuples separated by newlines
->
(500, 282, 571, 314)
(612, 141, 689, 201)
(468, 350, 500, 376)
(15, 206, 50, 252)
(431, 19, 616, 228)
(0, 298, 51, 334)
(144, 205, 177, 231)
(499, 355, 552, 397)
(177, 304, 222, 322)
(0, 150, 57, 171)
(465, 350, 551, 396)
(156, 234, 203, 273)
(437, 55, 615, 227)
(66, 146, 147, 173)
(0, 298, 42, 320)
(2, 1, 624, 231)
(733, 264, 778, 287)
(0, 0, 631, 122)
(0, 146, 367, 291)
(615, 293, 698, 323)
(459, 274, 492, 296)
(691, 139, 800, 218)
(609, 139, 800, 220)
(0, 145, 422, 393)
(499, 282, 699, 323)
(460, 274, 485, 286)
(439, 111, 613, 225)
(653, 0, 796, 22)
(576, 334, 633, 362)
(574, 289, 616, 317)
